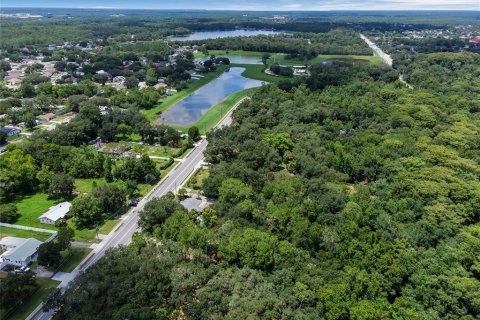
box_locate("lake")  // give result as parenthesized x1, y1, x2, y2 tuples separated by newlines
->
(157, 67, 263, 127)
(172, 29, 282, 41)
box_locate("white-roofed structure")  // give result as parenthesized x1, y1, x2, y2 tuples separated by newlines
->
(0, 236, 28, 249)
(39, 202, 72, 225)
(0, 237, 42, 268)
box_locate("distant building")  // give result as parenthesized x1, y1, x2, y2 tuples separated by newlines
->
(0, 126, 21, 136)
(36, 113, 56, 122)
(113, 76, 126, 83)
(39, 202, 72, 225)
(0, 237, 42, 267)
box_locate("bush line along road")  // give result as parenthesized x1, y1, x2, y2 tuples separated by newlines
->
(27, 95, 247, 320)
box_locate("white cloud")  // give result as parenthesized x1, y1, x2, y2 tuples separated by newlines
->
(283, 3, 303, 8)
(310, 0, 480, 10)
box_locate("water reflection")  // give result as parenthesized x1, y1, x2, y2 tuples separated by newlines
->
(172, 29, 282, 41)
(157, 67, 262, 126)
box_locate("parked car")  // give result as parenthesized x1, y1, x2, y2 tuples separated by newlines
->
(129, 197, 139, 207)
(14, 266, 30, 273)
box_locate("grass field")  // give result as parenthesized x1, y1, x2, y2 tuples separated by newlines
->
(268, 53, 382, 65)
(75, 178, 125, 193)
(232, 63, 291, 84)
(57, 247, 92, 273)
(0, 226, 52, 241)
(186, 167, 210, 190)
(14, 193, 64, 231)
(9, 192, 123, 242)
(142, 65, 229, 120)
(3, 278, 60, 320)
(66, 220, 99, 243)
(98, 219, 120, 235)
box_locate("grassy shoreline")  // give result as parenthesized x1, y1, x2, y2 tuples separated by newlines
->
(142, 65, 229, 120)
(232, 63, 291, 84)
(172, 87, 258, 133)
(198, 50, 380, 65)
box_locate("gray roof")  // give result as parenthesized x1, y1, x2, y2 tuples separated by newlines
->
(180, 197, 204, 212)
(0, 236, 27, 248)
(0, 126, 21, 134)
(2, 238, 42, 261)
(39, 202, 71, 222)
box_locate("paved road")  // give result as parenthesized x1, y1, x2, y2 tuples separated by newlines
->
(359, 33, 414, 89)
(359, 33, 393, 67)
(28, 94, 248, 320)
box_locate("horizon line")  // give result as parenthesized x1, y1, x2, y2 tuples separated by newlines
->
(1, 7, 479, 12)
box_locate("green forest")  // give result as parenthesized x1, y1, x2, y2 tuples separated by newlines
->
(45, 52, 480, 319)
(183, 29, 373, 57)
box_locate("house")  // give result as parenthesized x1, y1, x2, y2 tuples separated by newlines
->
(36, 113, 56, 122)
(0, 126, 21, 136)
(113, 76, 126, 83)
(39, 202, 72, 225)
(0, 237, 42, 268)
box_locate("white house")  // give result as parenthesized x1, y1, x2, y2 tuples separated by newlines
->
(0, 237, 42, 267)
(39, 202, 72, 225)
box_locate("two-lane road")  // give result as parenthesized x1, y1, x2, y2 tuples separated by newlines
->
(28, 93, 250, 320)
(80, 139, 208, 270)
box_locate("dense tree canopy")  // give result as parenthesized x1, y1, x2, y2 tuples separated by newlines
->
(51, 51, 480, 319)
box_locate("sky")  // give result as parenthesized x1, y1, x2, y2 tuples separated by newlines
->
(2, 0, 479, 11)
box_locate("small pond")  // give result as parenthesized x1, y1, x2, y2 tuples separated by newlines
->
(157, 67, 263, 126)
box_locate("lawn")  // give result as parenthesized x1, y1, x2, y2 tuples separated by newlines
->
(74, 178, 125, 193)
(3, 278, 60, 320)
(186, 167, 210, 190)
(98, 219, 120, 235)
(67, 220, 100, 243)
(57, 247, 92, 273)
(142, 64, 230, 120)
(9, 192, 120, 243)
(0, 226, 52, 241)
(232, 63, 292, 84)
(137, 183, 156, 197)
(14, 193, 64, 231)
(268, 53, 382, 65)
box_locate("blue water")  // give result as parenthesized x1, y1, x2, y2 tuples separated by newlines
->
(158, 67, 263, 126)
(172, 29, 282, 41)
